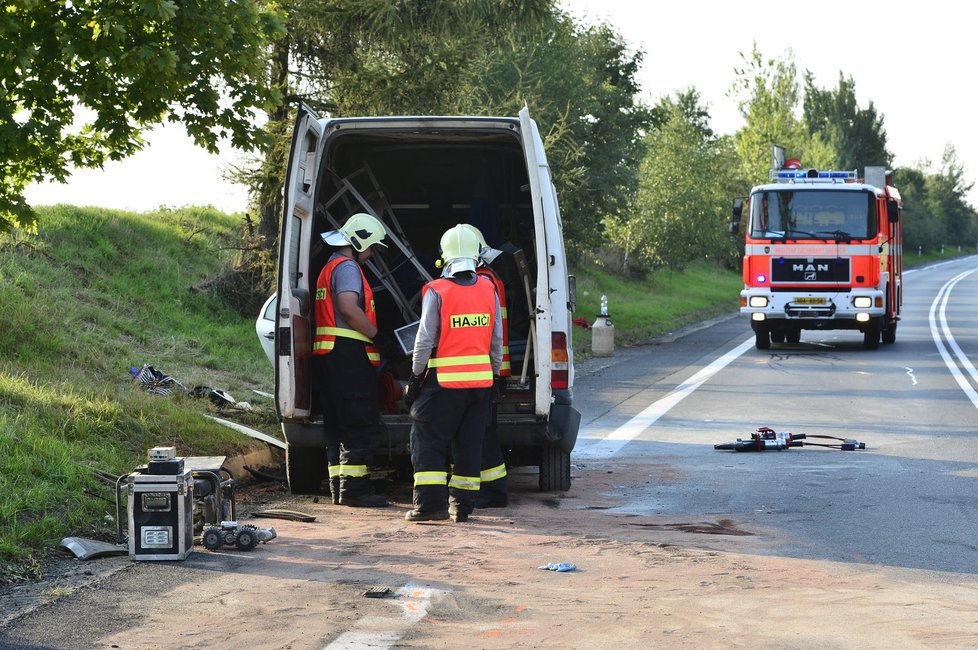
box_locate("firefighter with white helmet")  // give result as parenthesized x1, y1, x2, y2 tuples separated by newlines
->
(312, 212, 396, 507)
(403, 224, 503, 522)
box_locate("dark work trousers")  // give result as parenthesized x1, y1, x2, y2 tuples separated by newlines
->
(409, 377, 492, 516)
(313, 337, 381, 499)
(478, 390, 508, 502)
(311, 354, 341, 500)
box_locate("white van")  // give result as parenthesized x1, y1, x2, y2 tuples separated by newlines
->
(270, 104, 580, 493)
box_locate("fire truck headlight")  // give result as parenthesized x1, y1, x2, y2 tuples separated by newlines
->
(855, 313, 870, 322)
(852, 296, 872, 309)
(751, 313, 766, 322)
(749, 296, 768, 308)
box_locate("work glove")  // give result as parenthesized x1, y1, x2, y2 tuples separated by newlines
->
(404, 374, 424, 407)
(372, 330, 402, 360)
(492, 375, 505, 400)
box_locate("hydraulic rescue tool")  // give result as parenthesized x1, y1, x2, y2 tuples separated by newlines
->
(714, 427, 866, 452)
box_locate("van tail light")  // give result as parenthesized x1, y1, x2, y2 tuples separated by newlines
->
(551, 331, 568, 389)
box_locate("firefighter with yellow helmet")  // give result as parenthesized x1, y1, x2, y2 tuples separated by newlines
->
(312, 212, 397, 507)
(459, 223, 510, 508)
(403, 224, 503, 522)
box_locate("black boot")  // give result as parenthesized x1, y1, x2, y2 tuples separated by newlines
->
(404, 509, 449, 522)
(339, 476, 388, 508)
(475, 477, 508, 508)
(329, 477, 340, 505)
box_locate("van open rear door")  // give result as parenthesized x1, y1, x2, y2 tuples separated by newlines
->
(518, 107, 555, 418)
(276, 104, 323, 419)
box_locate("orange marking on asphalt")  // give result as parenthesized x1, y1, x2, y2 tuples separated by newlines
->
(477, 630, 504, 637)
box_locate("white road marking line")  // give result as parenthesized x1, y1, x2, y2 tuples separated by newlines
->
(324, 584, 448, 650)
(574, 337, 755, 459)
(929, 268, 978, 409)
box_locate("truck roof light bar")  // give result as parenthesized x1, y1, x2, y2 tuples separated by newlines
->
(769, 169, 857, 182)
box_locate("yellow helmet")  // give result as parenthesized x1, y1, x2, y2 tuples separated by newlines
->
(459, 223, 502, 265)
(340, 213, 388, 252)
(459, 223, 488, 250)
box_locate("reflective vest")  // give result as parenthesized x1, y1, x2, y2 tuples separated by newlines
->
(426, 276, 495, 388)
(476, 265, 511, 376)
(312, 256, 380, 367)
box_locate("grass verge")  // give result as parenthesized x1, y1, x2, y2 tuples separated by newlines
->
(0, 205, 278, 582)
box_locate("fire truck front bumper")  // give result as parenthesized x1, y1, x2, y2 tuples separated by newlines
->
(740, 289, 886, 324)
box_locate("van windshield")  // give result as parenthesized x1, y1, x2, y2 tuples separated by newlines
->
(749, 189, 876, 241)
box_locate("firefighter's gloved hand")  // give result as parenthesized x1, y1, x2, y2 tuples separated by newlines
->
(404, 374, 423, 406)
(373, 330, 402, 360)
(493, 375, 505, 400)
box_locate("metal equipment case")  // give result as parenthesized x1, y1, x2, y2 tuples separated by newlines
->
(125, 467, 194, 561)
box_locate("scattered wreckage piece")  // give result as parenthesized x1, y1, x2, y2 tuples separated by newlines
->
(252, 509, 316, 522)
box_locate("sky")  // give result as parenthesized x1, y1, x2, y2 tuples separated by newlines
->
(25, 0, 978, 213)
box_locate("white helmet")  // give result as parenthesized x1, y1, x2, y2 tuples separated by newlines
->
(439, 224, 480, 276)
(340, 213, 388, 252)
(459, 223, 502, 265)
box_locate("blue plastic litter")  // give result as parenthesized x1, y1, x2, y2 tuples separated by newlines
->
(538, 562, 576, 572)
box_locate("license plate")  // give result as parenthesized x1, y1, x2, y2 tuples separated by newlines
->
(794, 297, 826, 305)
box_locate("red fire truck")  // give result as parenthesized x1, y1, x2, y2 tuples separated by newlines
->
(731, 153, 903, 350)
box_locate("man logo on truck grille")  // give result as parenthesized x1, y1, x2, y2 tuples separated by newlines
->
(450, 313, 489, 328)
(773, 258, 849, 283)
(793, 263, 829, 273)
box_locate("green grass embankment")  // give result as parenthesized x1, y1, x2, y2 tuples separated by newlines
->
(0, 205, 278, 581)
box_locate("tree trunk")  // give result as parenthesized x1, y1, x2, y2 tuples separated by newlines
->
(257, 34, 292, 257)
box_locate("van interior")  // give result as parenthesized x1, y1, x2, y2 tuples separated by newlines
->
(307, 126, 540, 442)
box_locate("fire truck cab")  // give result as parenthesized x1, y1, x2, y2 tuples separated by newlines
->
(732, 157, 902, 350)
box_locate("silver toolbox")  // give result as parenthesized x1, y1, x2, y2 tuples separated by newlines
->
(126, 469, 194, 561)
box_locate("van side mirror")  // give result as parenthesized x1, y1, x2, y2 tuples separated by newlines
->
(887, 198, 900, 223)
(567, 275, 577, 313)
(729, 198, 744, 235)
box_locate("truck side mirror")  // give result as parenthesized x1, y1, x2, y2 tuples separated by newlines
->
(567, 274, 577, 313)
(887, 198, 900, 223)
(729, 198, 744, 235)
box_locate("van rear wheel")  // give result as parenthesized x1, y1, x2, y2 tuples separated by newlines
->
(285, 444, 327, 494)
(539, 445, 571, 492)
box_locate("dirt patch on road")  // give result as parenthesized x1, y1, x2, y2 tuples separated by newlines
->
(4, 462, 978, 648)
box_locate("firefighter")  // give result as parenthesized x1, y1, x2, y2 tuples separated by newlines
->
(403, 225, 503, 522)
(312, 212, 397, 508)
(459, 224, 509, 508)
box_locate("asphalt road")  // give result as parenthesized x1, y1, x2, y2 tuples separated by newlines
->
(574, 255, 978, 574)
(3, 256, 977, 648)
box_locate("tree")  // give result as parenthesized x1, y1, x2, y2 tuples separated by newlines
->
(0, 0, 284, 232)
(802, 72, 891, 172)
(449, 15, 651, 248)
(609, 92, 736, 273)
(729, 45, 808, 183)
(245, 0, 556, 257)
(893, 165, 939, 253)
(931, 145, 977, 244)
(245, 2, 649, 254)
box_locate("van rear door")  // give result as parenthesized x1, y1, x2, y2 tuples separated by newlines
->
(518, 107, 555, 418)
(276, 104, 323, 419)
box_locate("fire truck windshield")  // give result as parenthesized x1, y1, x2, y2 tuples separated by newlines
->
(749, 189, 876, 241)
